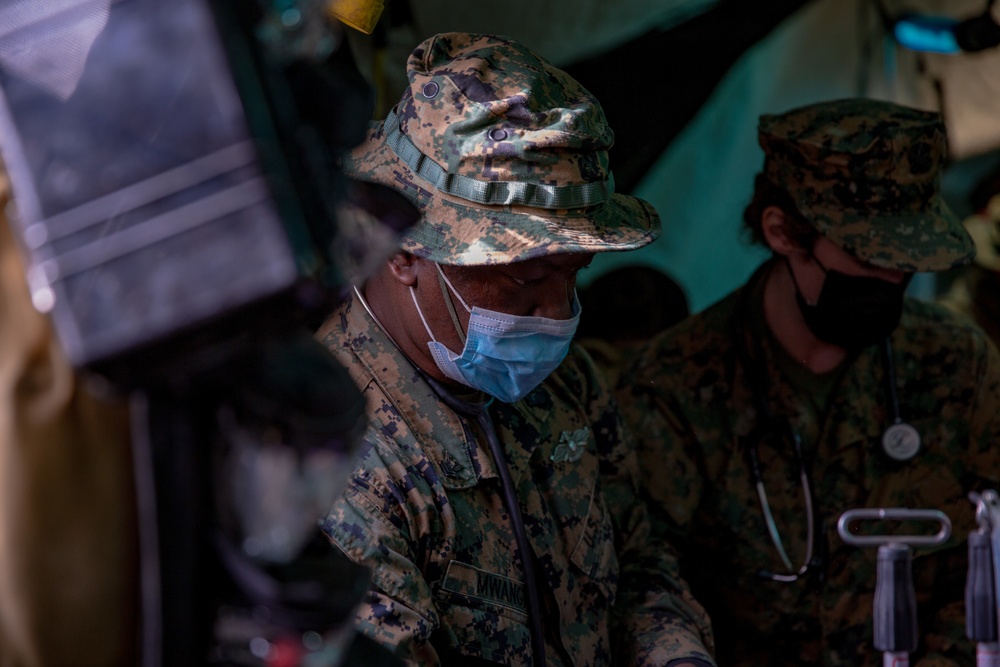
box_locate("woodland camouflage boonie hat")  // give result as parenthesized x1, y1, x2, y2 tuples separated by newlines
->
(342, 32, 660, 265)
(758, 98, 974, 272)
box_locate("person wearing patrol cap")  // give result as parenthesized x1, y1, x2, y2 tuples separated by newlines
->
(617, 97, 1000, 666)
(315, 32, 713, 667)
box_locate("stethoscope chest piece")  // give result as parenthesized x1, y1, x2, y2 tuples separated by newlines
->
(878, 337, 920, 462)
(882, 420, 921, 461)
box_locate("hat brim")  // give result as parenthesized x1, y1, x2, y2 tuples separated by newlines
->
(343, 123, 661, 266)
(796, 196, 975, 272)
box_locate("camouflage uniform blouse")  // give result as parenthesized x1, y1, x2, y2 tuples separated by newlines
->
(317, 295, 714, 667)
(618, 274, 1000, 667)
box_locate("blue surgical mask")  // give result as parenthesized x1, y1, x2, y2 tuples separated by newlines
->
(410, 264, 581, 403)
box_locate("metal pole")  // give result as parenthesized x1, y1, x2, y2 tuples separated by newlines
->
(838, 508, 952, 667)
(967, 492, 1000, 667)
(873, 544, 916, 666)
(882, 651, 910, 667)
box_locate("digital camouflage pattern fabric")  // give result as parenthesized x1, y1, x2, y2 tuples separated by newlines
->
(317, 294, 714, 666)
(759, 98, 973, 272)
(617, 265, 1000, 666)
(343, 32, 660, 266)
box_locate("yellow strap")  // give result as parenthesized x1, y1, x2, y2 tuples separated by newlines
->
(326, 0, 384, 35)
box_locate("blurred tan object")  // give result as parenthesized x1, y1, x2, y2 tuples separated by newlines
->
(966, 194, 1000, 271)
(940, 194, 1000, 347)
(328, 0, 384, 34)
(0, 174, 138, 666)
(916, 2, 1000, 158)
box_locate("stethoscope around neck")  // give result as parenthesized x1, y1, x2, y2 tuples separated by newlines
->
(734, 264, 922, 582)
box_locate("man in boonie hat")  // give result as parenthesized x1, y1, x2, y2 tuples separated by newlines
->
(618, 98, 1000, 666)
(316, 32, 713, 667)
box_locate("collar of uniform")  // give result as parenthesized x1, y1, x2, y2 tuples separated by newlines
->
(735, 269, 886, 457)
(486, 394, 552, 487)
(340, 292, 495, 488)
(820, 335, 890, 455)
(417, 369, 557, 489)
(755, 272, 889, 457)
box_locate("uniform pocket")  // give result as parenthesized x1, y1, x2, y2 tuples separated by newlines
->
(432, 560, 533, 663)
(568, 477, 618, 601)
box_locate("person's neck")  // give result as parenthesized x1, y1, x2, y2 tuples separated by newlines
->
(762, 259, 847, 374)
(359, 271, 463, 389)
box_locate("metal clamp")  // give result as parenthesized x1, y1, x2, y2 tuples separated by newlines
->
(837, 508, 952, 547)
(971, 490, 1000, 532)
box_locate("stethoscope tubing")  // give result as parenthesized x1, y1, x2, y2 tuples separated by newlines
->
(734, 261, 916, 581)
(427, 377, 548, 667)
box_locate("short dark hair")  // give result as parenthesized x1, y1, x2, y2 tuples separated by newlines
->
(742, 173, 820, 250)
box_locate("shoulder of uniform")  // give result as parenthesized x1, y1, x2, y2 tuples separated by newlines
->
(898, 297, 995, 358)
(543, 342, 606, 401)
(626, 290, 738, 380)
(903, 297, 984, 336)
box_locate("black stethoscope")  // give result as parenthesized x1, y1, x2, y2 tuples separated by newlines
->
(734, 262, 922, 582)
(877, 336, 922, 462)
(355, 286, 548, 664)
(424, 376, 548, 667)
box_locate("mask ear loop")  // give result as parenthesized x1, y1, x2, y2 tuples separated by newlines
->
(410, 286, 439, 343)
(786, 252, 826, 307)
(435, 265, 468, 346)
(407, 263, 471, 348)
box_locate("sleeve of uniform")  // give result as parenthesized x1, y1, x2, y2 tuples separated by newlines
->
(917, 331, 1000, 667)
(583, 352, 716, 666)
(321, 432, 442, 667)
(966, 332, 1000, 485)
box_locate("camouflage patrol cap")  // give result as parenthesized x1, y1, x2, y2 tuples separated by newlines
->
(342, 32, 660, 265)
(758, 98, 974, 272)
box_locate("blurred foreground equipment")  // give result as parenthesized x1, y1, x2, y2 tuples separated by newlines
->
(0, 0, 373, 379)
(966, 491, 1000, 666)
(0, 0, 412, 665)
(838, 508, 953, 667)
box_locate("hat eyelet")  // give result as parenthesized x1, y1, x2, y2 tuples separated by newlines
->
(488, 128, 508, 142)
(421, 81, 440, 99)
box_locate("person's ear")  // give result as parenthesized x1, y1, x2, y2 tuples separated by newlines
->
(386, 251, 419, 287)
(760, 206, 805, 257)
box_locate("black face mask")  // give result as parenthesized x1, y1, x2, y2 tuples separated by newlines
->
(790, 255, 910, 350)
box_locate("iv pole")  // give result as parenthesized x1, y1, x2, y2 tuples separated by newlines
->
(838, 508, 952, 667)
(968, 490, 1000, 667)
